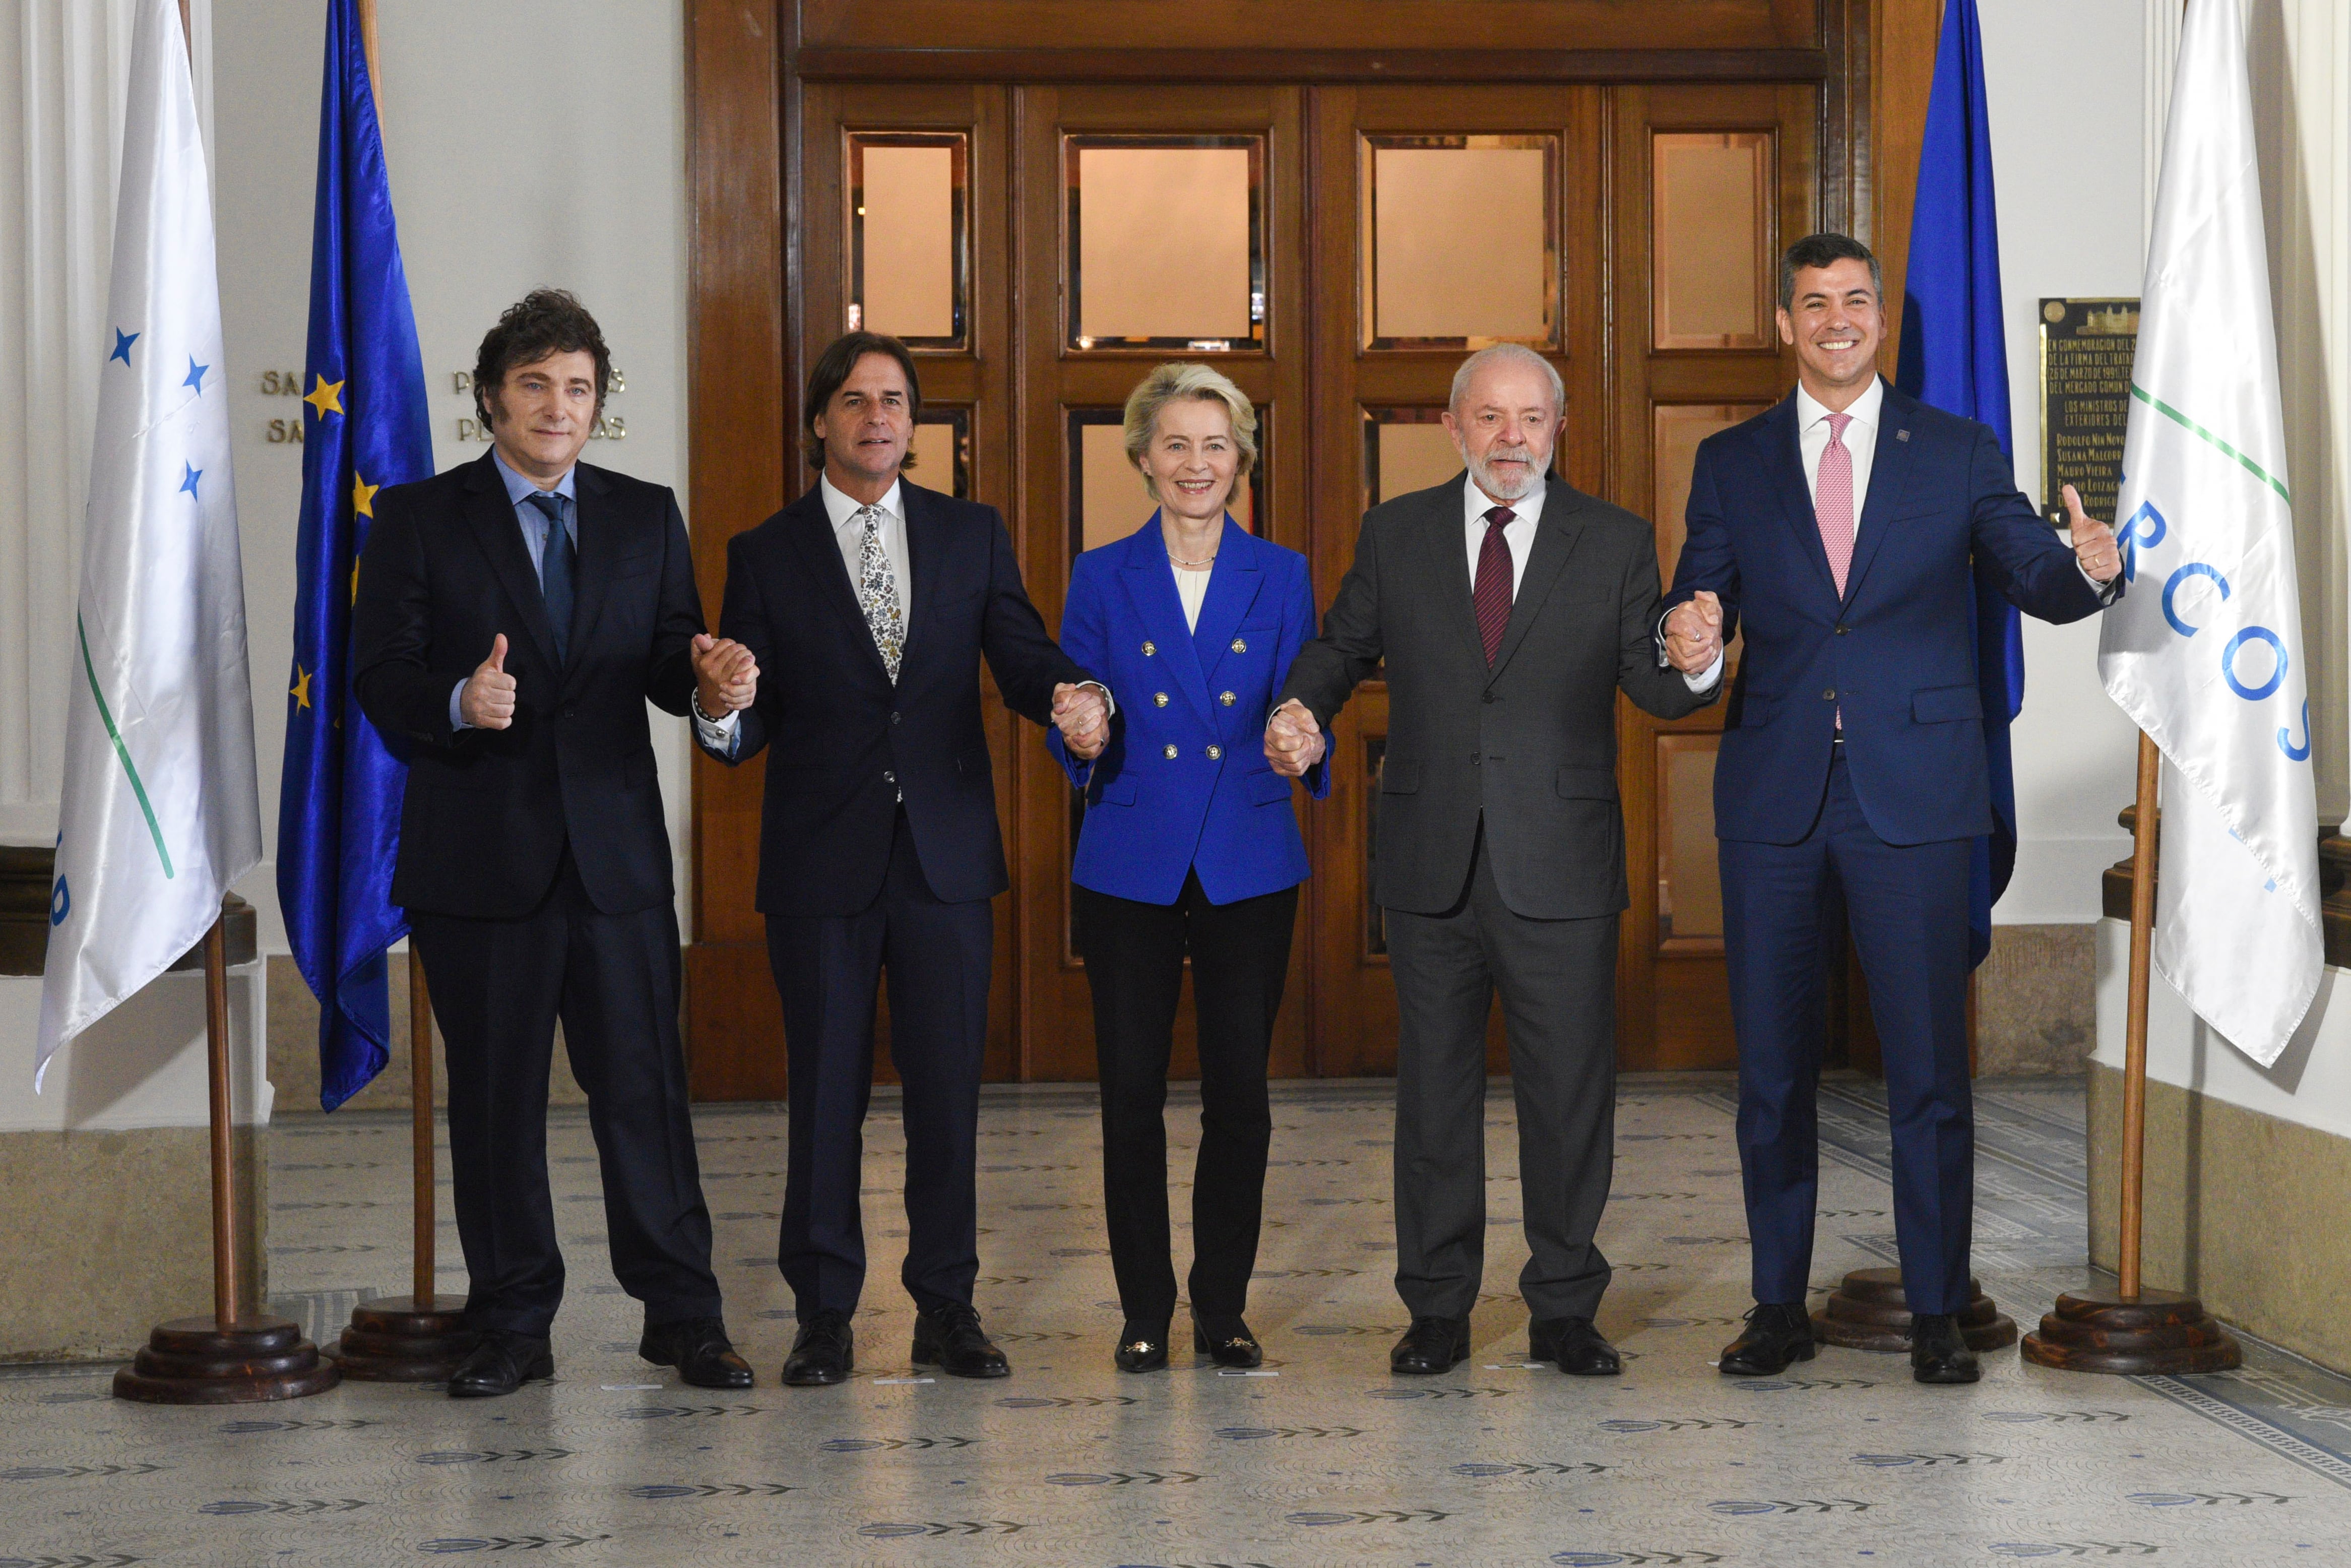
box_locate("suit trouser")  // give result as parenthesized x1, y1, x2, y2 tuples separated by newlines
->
(1382, 827, 1619, 1323)
(765, 807, 993, 1317)
(1720, 748, 1975, 1315)
(410, 850, 724, 1339)
(1074, 871, 1301, 1324)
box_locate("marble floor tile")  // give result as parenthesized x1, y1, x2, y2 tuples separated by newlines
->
(7, 1073, 2351, 1566)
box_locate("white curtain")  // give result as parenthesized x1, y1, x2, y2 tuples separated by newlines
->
(0, 0, 209, 844)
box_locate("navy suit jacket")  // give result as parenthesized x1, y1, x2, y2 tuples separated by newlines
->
(1050, 518, 1327, 906)
(704, 478, 1089, 917)
(353, 453, 704, 919)
(1663, 380, 2116, 847)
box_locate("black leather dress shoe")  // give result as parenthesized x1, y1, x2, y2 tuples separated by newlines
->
(1115, 1319, 1171, 1373)
(1718, 1302, 1817, 1376)
(447, 1332, 553, 1399)
(1910, 1312, 1982, 1385)
(1192, 1314, 1263, 1369)
(780, 1310, 855, 1387)
(640, 1316, 754, 1390)
(1529, 1315, 1621, 1376)
(912, 1303, 1010, 1379)
(1389, 1315, 1471, 1375)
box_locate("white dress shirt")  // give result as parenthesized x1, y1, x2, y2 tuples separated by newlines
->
(1173, 562, 1212, 633)
(1461, 474, 1544, 598)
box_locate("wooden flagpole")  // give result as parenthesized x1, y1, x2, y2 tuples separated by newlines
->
(116, 0, 338, 1401)
(2021, 731, 2240, 1373)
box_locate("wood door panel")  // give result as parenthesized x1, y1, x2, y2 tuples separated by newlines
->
(798, 1, 1817, 55)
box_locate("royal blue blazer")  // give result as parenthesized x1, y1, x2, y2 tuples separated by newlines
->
(1662, 381, 2117, 848)
(1050, 517, 1328, 906)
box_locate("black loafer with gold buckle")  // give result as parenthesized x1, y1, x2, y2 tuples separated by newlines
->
(1115, 1318, 1171, 1373)
(1193, 1313, 1263, 1369)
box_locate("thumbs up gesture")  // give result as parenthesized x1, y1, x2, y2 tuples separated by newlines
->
(1663, 591, 1725, 673)
(461, 633, 517, 730)
(2064, 484, 2122, 583)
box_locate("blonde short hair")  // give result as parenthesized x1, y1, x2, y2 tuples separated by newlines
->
(1122, 362, 1259, 500)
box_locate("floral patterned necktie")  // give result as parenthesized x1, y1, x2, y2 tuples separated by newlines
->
(855, 504, 904, 682)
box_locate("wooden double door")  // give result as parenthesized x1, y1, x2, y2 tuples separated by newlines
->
(688, 68, 1822, 1095)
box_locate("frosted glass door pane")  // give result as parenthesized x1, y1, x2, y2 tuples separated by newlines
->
(1371, 419, 1461, 506)
(859, 145, 955, 339)
(1366, 140, 1555, 347)
(1081, 422, 1153, 553)
(848, 133, 966, 348)
(1072, 144, 1258, 346)
(1652, 132, 1772, 350)
(1658, 735, 1723, 943)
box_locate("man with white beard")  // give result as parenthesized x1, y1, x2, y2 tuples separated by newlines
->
(1264, 345, 1718, 1376)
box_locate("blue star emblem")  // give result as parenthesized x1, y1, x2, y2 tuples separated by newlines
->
(180, 463, 202, 499)
(183, 357, 209, 393)
(110, 329, 138, 366)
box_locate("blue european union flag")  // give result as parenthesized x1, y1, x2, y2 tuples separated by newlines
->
(276, 0, 433, 1110)
(1895, 0, 2019, 972)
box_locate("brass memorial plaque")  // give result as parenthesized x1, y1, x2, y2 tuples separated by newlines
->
(2038, 297, 2139, 525)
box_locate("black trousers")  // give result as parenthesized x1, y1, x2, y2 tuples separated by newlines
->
(1382, 827, 1619, 1323)
(1075, 871, 1300, 1324)
(409, 851, 723, 1339)
(765, 808, 993, 1316)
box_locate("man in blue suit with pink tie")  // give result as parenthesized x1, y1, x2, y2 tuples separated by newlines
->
(1659, 234, 2125, 1384)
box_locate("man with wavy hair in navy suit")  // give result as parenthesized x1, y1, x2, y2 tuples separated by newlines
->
(1658, 235, 2124, 1385)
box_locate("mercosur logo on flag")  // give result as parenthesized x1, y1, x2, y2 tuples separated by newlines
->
(2098, 0, 2320, 1068)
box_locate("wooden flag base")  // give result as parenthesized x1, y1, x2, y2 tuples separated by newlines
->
(2019, 1285, 2242, 1375)
(112, 1316, 340, 1404)
(1811, 1267, 2019, 1352)
(330, 1294, 475, 1381)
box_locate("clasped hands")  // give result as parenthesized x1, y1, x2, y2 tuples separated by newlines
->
(1263, 699, 1324, 778)
(1053, 683, 1110, 761)
(690, 633, 759, 719)
(1662, 592, 1726, 676)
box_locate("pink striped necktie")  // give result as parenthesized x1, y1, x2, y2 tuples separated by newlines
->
(1817, 410, 1854, 734)
(1816, 410, 1856, 596)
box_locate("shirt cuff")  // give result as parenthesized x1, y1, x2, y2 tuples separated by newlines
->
(691, 699, 741, 758)
(449, 680, 470, 733)
(1684, 651, 1726, 693)
(2082, 561, 2121, 602)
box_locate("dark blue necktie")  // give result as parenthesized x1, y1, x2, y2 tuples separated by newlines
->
(524, 490, 575, 664)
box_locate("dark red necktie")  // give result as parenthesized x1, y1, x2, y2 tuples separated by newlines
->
(1474, 506, 1515, 664)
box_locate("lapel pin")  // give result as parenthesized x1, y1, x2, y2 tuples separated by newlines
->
(1896, 428, 1911, 442)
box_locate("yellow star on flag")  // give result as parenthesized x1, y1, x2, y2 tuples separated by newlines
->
(290, 664, 312, 710)
(303, 373, 344, 419)
(352, 473, 378, 517)
(350, 560, 361, 604)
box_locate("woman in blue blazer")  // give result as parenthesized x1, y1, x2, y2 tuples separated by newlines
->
(1050, 363, 1327, 1372)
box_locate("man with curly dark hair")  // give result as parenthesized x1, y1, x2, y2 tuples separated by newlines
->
(354, 290, 756, 1398)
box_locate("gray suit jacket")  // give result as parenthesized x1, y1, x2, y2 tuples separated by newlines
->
(1280, 473, 1716, 919)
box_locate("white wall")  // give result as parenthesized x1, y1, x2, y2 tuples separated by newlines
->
(1980, 0, 2150, 922)
(212, 0, 692, 953)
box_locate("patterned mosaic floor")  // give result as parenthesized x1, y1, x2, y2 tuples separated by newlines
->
(10, 1073, 2351, 1565)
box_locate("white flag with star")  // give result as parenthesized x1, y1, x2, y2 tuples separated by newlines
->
(37, 0, 262, 1082)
